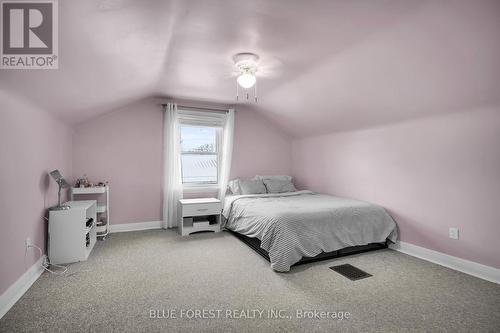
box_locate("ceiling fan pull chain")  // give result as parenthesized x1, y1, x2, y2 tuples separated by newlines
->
(255, 80, 258, 103)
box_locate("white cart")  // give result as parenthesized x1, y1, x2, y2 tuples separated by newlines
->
(71, 186, 110, 239)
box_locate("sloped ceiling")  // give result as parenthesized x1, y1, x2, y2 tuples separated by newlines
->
(1, 0, 499, 137)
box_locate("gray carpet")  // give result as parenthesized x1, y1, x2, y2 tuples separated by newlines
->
(1, 230, 499, 332)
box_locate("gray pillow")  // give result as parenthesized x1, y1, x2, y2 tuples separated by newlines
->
(228, 179, 241, 195)
(239, 179, 267, 195)
(256, 175, 292, 181)
(262, 179, 296, 193)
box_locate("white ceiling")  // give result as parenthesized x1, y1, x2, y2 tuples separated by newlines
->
(1, 0, 499, 137)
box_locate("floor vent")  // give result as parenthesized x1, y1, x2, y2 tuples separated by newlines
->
(329, 264, 372, 281)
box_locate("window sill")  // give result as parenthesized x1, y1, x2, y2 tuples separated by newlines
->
(183, 185, 219, 193)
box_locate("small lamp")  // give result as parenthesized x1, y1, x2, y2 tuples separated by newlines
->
(49, 170, 71, 211)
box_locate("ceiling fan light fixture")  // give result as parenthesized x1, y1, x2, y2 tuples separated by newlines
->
(237, 72, 256, 89)
(233, 52, 260, 102)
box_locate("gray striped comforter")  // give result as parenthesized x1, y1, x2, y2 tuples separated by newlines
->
(223, 191, 397, 272)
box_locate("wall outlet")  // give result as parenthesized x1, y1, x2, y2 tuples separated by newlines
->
(449, 227, 459, 240)
(25, 237, 32, 249)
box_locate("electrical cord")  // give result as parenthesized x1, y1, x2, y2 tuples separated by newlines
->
(28, 244, 68, 276)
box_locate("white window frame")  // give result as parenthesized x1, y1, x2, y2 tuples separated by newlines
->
(178, 110, 225, 193)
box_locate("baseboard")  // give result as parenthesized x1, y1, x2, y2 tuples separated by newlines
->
(390, 241, 500, 284)
(109, 221, 163, 233)
(0, 255, 46, 319)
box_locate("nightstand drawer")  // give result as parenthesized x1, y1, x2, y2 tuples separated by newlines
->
(182, 202, 221, 217)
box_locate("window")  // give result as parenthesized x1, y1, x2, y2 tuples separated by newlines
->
(180, 125, 220, 186)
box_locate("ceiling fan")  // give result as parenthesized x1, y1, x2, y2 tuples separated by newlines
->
(230, 52, 283, 103)
(233, 52, 259, 102)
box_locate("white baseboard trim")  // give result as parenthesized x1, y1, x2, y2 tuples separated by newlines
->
(390, 241, 500, 284)
(109, 221, 163, 233)
(0, 255, 46, 319)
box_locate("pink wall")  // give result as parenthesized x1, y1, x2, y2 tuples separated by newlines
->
(0, 92, 73, 294)
(72, 99, 164, 225)
(292, 107, 500, 269)
(230, 106, 292, 179)
(72, 99, 292, 224)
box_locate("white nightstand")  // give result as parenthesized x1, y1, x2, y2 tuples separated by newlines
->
(48, 200, 97, 264)
(178, 198, 222, 236)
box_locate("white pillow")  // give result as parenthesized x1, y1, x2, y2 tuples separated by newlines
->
(262, 178, 297, 193)
(239, 179, 267, 195)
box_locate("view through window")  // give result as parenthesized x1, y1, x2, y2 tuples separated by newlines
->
(180, 125, 218, 184)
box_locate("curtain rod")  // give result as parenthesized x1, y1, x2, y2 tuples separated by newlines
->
(162, 104, 230, 113)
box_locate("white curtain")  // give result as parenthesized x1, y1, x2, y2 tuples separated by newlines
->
(218, 109, 235, 202)
(162, 103, 183, 229)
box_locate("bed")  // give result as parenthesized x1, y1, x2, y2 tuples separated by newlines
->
(222, 190, 398, 272)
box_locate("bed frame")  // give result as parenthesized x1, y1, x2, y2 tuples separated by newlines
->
(226, 229, 388, 267)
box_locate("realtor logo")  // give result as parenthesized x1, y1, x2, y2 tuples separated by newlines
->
(1, 0, 58, 69)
